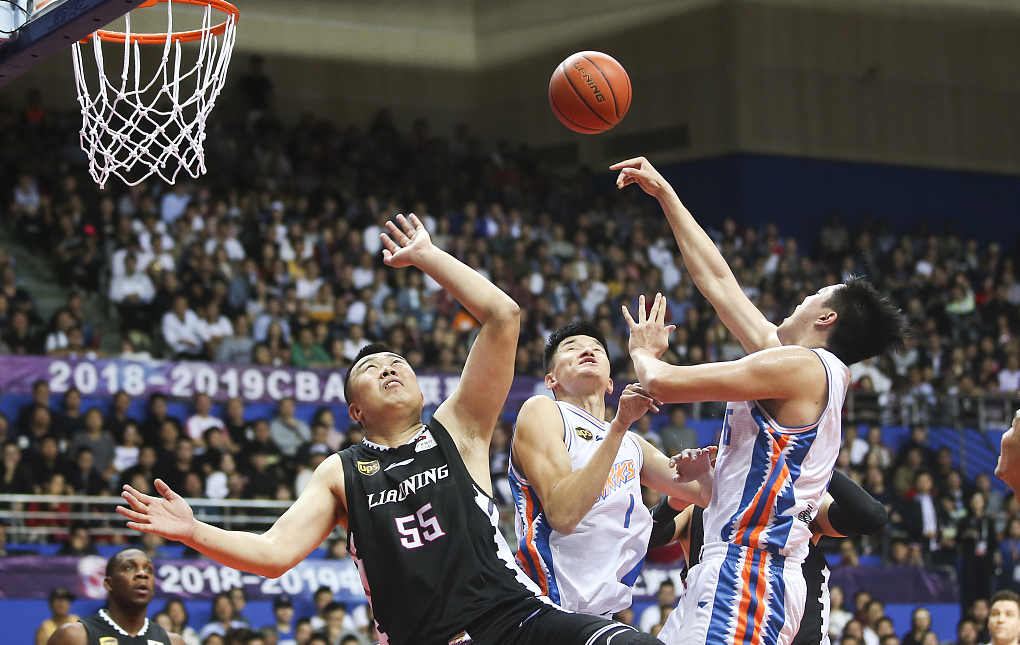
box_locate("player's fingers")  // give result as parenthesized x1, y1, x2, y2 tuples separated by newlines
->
(621, 305, 636, 328)
(637, 294, 646, 323)
(153, 478, 180, 502)
(123, 483, 154, 505)
(396, 213, 416, 238)
(380, 233, 400, 253)
(385, 220, 409, 245)
(609, 157, 644, 170)
(382, 250, 393, 265)
(407, 213, 423, 230)
(649, 402, 660, 413)
(126, 521, 155, 534)
(116, 505, 149, 523)
(121, 490, 149, 512)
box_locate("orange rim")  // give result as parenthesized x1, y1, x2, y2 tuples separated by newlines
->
(85, 0, 238, 44)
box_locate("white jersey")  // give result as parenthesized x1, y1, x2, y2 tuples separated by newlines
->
(702, 348, 850, 562)
(509, 400, 651, 616)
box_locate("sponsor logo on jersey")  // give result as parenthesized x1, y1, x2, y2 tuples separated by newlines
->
(448, 630, 473, 644)
(415, 430, 437, 452)
(368, 464, 450, 508)
(358, 460, 381, 476)
(575, 427, 593, 441)
(598, 459, 636, 500)
(99, 638, 118, 645)
(797, 503, 815, 524)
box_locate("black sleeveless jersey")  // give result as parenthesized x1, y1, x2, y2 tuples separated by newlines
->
(80, 610, 173, 645)
(791, 544, 830, 645)
(340, 418, 541, 645)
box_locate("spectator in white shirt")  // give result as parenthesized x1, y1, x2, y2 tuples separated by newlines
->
(110, 235, 152, 279)
(1000, 354, 1020, 393)
(295, 258, 324, 301)
(147, 234, 176, 274)
(185, 392, 226, 444)
(45, 308, 76, 356)
(161, 294, 205, 358)
(109, 253, 156, 304)
(199, 300, 233, 358)
(204, 219, 246, 261)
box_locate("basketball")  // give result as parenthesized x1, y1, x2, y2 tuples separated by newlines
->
(549, 51, 632, 134)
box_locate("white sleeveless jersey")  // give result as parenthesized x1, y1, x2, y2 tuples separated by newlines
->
(509, 400, 652, 616)
(702, 348, 850, 563)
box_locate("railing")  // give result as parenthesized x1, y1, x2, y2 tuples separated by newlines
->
(0, 494, 295, 543)
(842, 390, 1019, 432)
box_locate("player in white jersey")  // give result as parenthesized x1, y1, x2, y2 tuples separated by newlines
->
(612, 156, 907, 645)
(510, 321, 709, 616)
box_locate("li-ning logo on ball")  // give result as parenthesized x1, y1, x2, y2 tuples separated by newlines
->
(573, 62, 605, 103)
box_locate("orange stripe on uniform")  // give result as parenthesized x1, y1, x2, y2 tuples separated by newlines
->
(519, 486, 550, 595)
(736, 432, 792, 548)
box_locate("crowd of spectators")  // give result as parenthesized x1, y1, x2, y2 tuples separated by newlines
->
(2, 66, 1020, 644)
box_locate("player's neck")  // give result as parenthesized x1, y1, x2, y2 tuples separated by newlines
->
(364, 418, 425, 448)
(557, 391, 606, 422)
(104, 605, 147, 637)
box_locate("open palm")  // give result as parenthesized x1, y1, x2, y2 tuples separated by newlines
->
(381, 213, 432, 268)
(118, 479, 197, 543)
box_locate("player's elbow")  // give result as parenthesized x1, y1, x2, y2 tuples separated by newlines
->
(642, 372, 676, 403)
(860, 502, 889, 536)
(545, 509, 581, 536)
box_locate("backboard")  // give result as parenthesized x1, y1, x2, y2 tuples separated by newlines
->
(0, 0, 149, 88)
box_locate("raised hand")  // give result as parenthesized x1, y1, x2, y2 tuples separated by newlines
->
(614, 383, 662, 428)
(669, 446, 718, 484)
(610, 156, 671, 198)
(623, 293, 675, 359)
(381, 213, 433, 269)
(118, 479, 197, 543)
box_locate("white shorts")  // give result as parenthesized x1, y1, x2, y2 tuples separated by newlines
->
(656, 585, 685, 644)
(664, 543, 806, 645)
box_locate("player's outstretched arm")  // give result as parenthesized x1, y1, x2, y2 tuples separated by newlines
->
(612, 156, 778, 354)
(512, 384, 658, 534)
(637, 440, 712, 506)
(118, 457, 347, 579)
(625, 294, 826, 411)
(381, 214, 520, 447)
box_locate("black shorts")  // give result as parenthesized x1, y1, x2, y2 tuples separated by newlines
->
(466, 598, 661, 645)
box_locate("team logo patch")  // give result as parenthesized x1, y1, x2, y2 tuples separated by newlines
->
(448, 630, 473, 644)
(575, 427, 593, 441)
(357, 460, 381, 476)
(99, 638, 118, 645)
(415, 430, 437, 452)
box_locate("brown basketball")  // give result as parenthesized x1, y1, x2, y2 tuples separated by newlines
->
(549, 51, 632, 134)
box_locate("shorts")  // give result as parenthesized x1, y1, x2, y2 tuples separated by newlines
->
(465, 597, 662, 645)
(656, 584, 687, 644)
(673, 543, 806, 645)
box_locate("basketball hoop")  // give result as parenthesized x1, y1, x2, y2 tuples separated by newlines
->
(71, 0, 239, 188)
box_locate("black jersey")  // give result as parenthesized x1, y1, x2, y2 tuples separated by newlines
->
(791, 544, 830, 645)
(340, 418, 543, 645)
(79, 610, 173, 645)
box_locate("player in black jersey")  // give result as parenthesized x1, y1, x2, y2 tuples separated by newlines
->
(118, 214, 660, 645)
(48, 548, 185, 645)
(649, 463, 886, 645)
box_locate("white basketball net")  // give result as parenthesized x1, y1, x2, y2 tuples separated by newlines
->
(71, 0, 237, 188)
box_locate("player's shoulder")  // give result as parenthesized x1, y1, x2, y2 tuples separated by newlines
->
(517, 394, 560, 419)
(47, 621, 87, 645)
